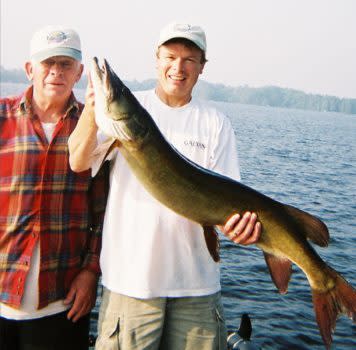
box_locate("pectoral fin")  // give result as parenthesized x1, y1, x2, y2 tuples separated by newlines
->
(203, 226, 220, 262)
(92, 138, 121, 176)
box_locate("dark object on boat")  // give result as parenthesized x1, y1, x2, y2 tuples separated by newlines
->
(227, 313, 260, 350)
(88, 334, 96, 347)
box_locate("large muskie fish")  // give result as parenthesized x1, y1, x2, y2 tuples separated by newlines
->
(90, 57, 355, 349)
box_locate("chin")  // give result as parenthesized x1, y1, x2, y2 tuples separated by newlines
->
(167, 85, 187, 95)
(47, 86, 69, 95)
(46, 89, 71, 101)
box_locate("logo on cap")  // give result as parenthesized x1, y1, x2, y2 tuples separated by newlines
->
(175, 24, 192, 32)
(47, 31, 67, 44)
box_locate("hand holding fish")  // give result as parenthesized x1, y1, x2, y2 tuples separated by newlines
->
(219, 212, 262, 245)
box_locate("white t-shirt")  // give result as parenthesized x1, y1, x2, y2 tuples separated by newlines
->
(0, 122, 69, 320)
(93, 90, 240, 299)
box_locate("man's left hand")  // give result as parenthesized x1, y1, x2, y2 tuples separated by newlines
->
(219, 211, 261, 245)
(64, 269, 98, 322)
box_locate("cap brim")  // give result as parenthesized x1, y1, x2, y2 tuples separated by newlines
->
(158, 34, 206, 52)
(31, 47, 82, 62)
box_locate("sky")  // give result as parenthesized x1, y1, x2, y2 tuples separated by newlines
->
(1, 0, 356, 98)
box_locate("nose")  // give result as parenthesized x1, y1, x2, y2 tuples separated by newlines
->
(172, 58, 184, 72)
(49, 63, 63, 76)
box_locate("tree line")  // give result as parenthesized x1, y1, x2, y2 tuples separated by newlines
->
(1, 65, 355, 115)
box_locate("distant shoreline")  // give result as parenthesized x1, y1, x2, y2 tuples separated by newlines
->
(1, 77, 355, 116)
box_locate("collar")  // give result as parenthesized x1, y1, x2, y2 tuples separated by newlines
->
(18, 86, 81, 118)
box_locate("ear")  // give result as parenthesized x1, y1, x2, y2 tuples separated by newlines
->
(155, 57, 159, 70)
(199, 62, 206, 75)
(155, 49, 161, 70)
(75, 63, 84, 83)
(24, 61, 34, 81)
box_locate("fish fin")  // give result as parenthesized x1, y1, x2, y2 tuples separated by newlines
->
(263, 252, 292, 294)
(312, 268, 356, 349)
(284, 204, 329, 247)
(92, 138, 121, 174)
(203, 226, 220, 262)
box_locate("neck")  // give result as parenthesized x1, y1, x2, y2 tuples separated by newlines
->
(32, 90, 70, 123)
(155, 86, 192, 108)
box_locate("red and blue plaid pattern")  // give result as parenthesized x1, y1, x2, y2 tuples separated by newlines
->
(0, 87, 107, 309)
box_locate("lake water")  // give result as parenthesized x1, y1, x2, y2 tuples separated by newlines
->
(1, 83, 355, 349)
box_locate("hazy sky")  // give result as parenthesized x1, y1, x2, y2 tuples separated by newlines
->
(1, 0, 356, 98)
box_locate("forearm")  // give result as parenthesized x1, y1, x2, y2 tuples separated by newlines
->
(83, 161, 110, 274)
(68, 105, 98, 172)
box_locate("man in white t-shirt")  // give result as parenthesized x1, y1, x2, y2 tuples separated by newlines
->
(69, 22, 261, 350)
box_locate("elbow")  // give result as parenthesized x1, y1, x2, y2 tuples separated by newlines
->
(69, 155, 90, 173)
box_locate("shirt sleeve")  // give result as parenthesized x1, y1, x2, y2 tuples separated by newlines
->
(209, 115, 241, 181)
(82, 161, 110, 274)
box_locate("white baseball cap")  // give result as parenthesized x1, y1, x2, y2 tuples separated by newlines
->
(30, 25, 82, 62)
(158, 22, 207, 53)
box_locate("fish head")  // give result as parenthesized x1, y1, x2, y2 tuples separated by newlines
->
(90, 57, 149, 145)
(90, 57, 134, 121)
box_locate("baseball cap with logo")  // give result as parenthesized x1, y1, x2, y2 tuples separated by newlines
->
(158, 22, 207, 53)
(30, 25, 82, 62)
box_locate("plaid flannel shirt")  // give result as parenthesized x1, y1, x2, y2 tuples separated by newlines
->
(0, 86, 108, 309)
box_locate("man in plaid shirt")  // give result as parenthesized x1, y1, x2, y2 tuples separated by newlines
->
(0, 26, 107, 349)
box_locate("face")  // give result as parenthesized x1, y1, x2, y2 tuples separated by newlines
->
(25, 56, 83, 104)
(156, 42, 205, 106)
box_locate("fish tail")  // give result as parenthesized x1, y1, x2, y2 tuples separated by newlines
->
(312, 268, 356, 349)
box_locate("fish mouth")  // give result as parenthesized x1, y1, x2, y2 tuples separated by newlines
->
(92, 57, 101, 77)
(93, 57, 113, 100)
(92, 57, 121, 103)
(91, 57, 134, 125)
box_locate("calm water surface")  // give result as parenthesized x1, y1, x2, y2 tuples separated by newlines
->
(1, 83, 355, 349)
(215, 102, 356, 349)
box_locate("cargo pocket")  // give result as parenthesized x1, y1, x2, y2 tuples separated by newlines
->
(109, 317, 121, 350)
(97, 315, 121, 350)
(109, 316, 120, 338)
(215, 306, 227, 350)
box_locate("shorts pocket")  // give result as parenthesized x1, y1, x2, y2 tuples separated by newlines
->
(97, 314, 121, 350)
(108, 315, 120, 338)
(215, 306, 227, 350)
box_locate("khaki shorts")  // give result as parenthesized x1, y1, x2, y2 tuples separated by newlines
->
(95, 288, 227, 350)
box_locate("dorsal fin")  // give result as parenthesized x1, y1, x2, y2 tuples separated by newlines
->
(284, 204, 329, 247)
